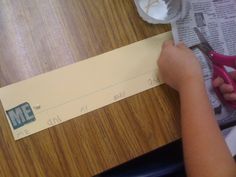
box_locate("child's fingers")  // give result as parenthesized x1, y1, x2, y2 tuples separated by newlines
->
(229, 71, 236, 80)
(223, 93, 236, 101)
(162, 40, 174, 49)
(212, 77, 224, 87)
(213, 72, 236, 88)
(219, 84, 234, 93)
(176, 42, 186, 49)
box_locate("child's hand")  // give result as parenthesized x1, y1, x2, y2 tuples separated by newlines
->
(158, 40, 203, 92)
(213, 72, 236, 101)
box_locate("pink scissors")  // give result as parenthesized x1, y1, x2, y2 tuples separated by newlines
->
(192, 27, 236, 108)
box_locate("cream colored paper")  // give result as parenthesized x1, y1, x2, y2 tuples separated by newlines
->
(0, 32, 172, 140)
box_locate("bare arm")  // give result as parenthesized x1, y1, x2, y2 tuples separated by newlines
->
(180, 80, 236, 177)
(158, 40, 236, 177)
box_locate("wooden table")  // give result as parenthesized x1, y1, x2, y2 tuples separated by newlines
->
(0, 1, 181, 176)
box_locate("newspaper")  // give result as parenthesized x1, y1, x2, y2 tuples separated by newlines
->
(171, 0, 236, 127)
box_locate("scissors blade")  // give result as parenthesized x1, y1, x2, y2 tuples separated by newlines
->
(193, 27, 214, 54)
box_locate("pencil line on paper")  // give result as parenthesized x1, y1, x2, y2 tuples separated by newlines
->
(35, 69, 159, 114)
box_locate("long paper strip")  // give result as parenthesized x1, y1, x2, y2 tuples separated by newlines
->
(0, 32, 172, 140)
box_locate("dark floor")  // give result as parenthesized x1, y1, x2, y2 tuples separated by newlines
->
(95, 139, 186, 177)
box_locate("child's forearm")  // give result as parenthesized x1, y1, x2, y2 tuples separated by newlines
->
(179, 80, 236, 177)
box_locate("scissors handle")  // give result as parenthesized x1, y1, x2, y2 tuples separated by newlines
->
(210, 51, 236, 68)
(212, 65, 236, 108)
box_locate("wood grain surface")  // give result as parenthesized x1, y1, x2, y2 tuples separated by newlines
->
(0, 0, 181, 176)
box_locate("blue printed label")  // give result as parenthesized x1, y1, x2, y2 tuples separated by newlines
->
(6, 102, 36, 129)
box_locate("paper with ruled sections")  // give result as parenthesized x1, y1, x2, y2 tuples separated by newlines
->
(0, 32, 172, 140)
